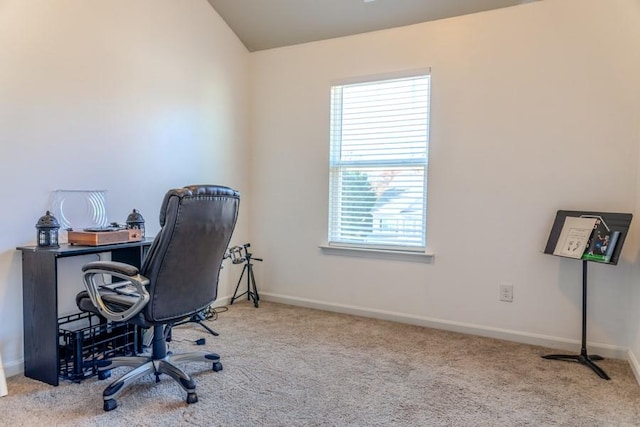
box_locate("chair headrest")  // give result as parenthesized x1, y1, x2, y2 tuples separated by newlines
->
(159, 185, 240, 226)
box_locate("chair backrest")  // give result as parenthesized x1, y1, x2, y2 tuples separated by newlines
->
(140, 185, 240, 323)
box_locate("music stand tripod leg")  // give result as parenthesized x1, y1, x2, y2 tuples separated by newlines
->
(542, 260, 610, 380)
(542, 352, 610, 380)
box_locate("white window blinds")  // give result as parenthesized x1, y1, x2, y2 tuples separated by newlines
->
(329, 72, 430, 250)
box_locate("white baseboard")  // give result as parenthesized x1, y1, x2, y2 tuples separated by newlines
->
(3, 358, 24, 379)
(260, 292, 630, 361)
(628, 349, 640, 385)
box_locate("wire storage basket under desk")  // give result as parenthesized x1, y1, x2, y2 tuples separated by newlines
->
(58, 312, 139, 382)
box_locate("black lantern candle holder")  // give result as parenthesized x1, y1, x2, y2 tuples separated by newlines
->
(36, 211, 60, 248)
(126, 209, 145, 238)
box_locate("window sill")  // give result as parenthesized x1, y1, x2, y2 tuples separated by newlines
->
(319, 244, 434, 263)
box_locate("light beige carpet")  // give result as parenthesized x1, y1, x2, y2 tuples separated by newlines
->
(2, 301, 639, 426)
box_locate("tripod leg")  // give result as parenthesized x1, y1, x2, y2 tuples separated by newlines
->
(246, 263, 251, 302)
(196, 320, 219, 337)
(173, 312, 220, 336)
(192, 312, 219, 336)
(230, 264, 248, 304)
(249, 264, 260, 307)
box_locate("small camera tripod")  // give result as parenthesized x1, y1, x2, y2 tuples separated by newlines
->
(229, 243, 262, 308)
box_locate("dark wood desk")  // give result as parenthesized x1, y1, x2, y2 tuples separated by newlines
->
(17, 239, 153, 386)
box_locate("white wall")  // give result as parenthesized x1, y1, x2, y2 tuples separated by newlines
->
(629, 0, 640, 381)
(0, 0, 250, 375)
(249, 0, 640, 360)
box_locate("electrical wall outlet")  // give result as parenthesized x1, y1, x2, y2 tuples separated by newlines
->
(500, 284, 513, 302)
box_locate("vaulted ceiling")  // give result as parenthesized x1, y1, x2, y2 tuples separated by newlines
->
(207, 0, 540, 52)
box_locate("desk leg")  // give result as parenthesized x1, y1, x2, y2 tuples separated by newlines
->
(22, 251, 59, 386)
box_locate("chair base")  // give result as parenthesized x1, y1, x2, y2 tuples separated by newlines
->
(98, 351, 222, 411)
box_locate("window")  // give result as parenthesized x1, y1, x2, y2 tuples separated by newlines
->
(328, 71, 430, 252)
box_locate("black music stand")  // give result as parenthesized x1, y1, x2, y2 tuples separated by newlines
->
(542, 210, 632, 380)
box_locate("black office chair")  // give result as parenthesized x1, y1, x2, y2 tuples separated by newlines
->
(75, 185, 239, 411)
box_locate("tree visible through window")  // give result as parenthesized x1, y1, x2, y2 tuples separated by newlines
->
(328, 72, 430, 251)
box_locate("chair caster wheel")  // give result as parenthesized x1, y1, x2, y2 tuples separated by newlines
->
(212, 362, 223, 372)
(187, 392, 198, 404)
(103, 399, 118, 411)
(98, 370, 111, 380)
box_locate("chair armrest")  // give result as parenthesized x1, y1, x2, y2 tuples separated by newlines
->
(82, 260, 141, 276)
(82, 261, 150, 322)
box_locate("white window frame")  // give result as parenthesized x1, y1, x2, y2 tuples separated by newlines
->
(326, 69, 431, 257)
